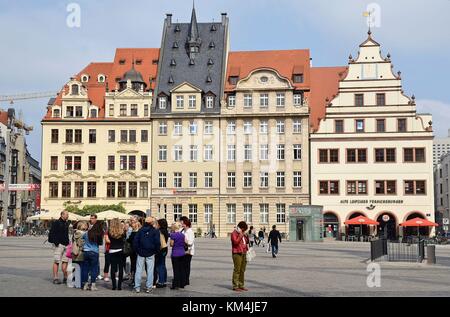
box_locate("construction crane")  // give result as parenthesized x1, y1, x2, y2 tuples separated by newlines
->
(0, 91, 58, 104)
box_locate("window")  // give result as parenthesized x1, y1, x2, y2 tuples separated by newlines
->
(294, 94, 302, 106)
(141, 130, 148, 142)
(108, 130, 115, 143)
(158, 173, 167, 188)
(107, 182, 115, 198)
(398, 118, 407, 132)
(293, 73, 304, 83)
(74, 156, 81, 170)
(144, 104, 149, 117)
(130, 104, 138, 116)
(227, 172, 236, 188)
(120, 104, 127, 116)
(355, 119, 365, 132)
(375, 148, 396, 163)
(293, 171, 302, 188)
(227, 121, 236, 134)
(346, 149, 367, 163)
(50, 156, 58, 170)
(75, 182, 84, 198)
(260, 172, 269, 188)
(159, 97, 167, 109)
(87, 182, 97, 198)
(293, 119, 302, 133)
(276, 204, 286, 223)
(90, 108, 98, 118)
(159, 146, 167, 161)
(347, 180, 367, 195)
(174, 172, 182, 188)
(176, 95, 184, 109)
(88, 156, 96, 171)
(118, 182, 126, 198)
(74, 129, 82, 143)
(319, 149, 339, 163)
(244, 94, 252, 108)
(66, 106, 74, 117)
(204, 121, 213, 134)
(128, 156, 135, 170)
(244, 145, 252, 161)
(277, 144, 285, 160)
(260, 144, 269, 161)
(260, 93, 269, 107)
(404, 148, 425, 162)
(205, 172, 213, 188)
(174, 122, 183, 136)
(244, 121, 252, 134)
(374, 180, 396, 195)
(64, 156, 73, 170)
(190, 145, 198, 161)
(260, 120, 268, 134)
(227, 145, 236, 161)
(276, 120, 285, 134)
(159, 122, 167, 135)
(75, 106, 83, 117)
(206, 96, 214, 108)
(244, 172, 252, 188)
(189, 121, 197, 135)
(51, 129, 59, 143)
(62, 182, 71, 198)
(120, 130, 127, 143)
(276, 93, 285, 106)
(188, 95, 196, 109)
(376, 119, 386, 132)
(108, 156, 115, 170)
(65, 130, 73, 143)
(203, 145, 213, 161)
(260, 204, 269, 224)
(376, 93, 386, 106)
(319, 181, 339, 195)
(227, 204, 236, 224)
(404, 180, 426, 195)
(293, 144, 302, 160)
(276, 172, 285, 188)
(129, 182, 137, 198)
(120, 156, 127, 170)
(173, 204, 183, 222)
(141, 156, 148, 170)
(189, 172, 197, 188)
(188, 205, 198, 224)
(109, 104, 114, 116)
(204, 204, 213, 224)
(335, 120, 344, 133)
(89, 129, 96, 144)
(243, 204, 252, 223)
(53, 109, 61, 118)
(49, 182, 58, 198)
(228, 95, 236, 107)
(173, 145, 183, 161)
(129, 130, 136, 143)
(355, 94, 364, 106)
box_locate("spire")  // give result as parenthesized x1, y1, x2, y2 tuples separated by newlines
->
(188, 3, 200, 43)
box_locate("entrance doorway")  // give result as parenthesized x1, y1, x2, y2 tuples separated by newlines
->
(297, 219, 304, 241)
(376, 213, 397, 240)
(323, 212, 339, 239)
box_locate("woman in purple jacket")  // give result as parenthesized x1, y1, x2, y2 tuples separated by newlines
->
(170, 222, 186, 290)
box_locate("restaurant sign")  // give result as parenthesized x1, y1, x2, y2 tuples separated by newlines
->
(339, 199, 403, 205)
(0, 184, 40, 191)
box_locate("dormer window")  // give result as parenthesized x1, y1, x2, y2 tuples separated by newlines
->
(53, 109, 61, 118)
(75, 106, 83, 117)
(90, 108, 98, 118)
(294, 93, 303, 106)
(229, 76, 239, 85)
(136, 59, 142, 65)
(119, 59, 126, 65)
(206, 96, 214, 109)
(71, 84, 79, 95)
(159, 97, 167, 109)
(97, 74, 105, 83)
(293, 74, 304, 83)
(66, 106, 74, 117)
(81, 75, 89, 83)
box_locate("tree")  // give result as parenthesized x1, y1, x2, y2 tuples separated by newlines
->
(63, 201, 126, 216)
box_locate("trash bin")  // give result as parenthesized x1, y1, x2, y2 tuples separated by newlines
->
(427, 245, 436, 264)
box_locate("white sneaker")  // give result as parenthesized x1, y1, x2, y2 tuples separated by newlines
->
(97, 275, 103, 280)
(90, 283, 98, 291)
(104, 277, 110, 282)
(82, 283, 90, 291)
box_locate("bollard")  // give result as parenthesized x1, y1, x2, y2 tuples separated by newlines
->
(427, 245, 436, 264)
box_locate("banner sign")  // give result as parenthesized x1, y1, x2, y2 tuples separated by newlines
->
(0, 184, 40, 191)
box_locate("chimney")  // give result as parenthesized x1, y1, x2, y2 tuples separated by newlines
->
(166, 13, 172, 27)
(221, 13, 227, 25)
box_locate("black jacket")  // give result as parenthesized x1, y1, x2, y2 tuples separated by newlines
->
(48, 218, 69, 247)
(133, 224, 161, 257)
(268, 230, 282, 246)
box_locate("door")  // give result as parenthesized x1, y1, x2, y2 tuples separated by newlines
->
(297, 219, 304, 241)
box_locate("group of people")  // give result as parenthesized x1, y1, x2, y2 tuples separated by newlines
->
(48, 210, 195, 293)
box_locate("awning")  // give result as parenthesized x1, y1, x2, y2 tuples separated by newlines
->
(344, 215, 379, 225)
(400, 217, 438, 227)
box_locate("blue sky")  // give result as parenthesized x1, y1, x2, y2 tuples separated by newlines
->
(0, 0, 449, 162)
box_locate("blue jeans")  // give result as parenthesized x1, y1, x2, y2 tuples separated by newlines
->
(81, 251, 99, 286)
(155, 253, 167, 284)
(271, 244, 279, 257)
(134, 255, 155, 290)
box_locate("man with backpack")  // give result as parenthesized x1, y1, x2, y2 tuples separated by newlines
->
(133, 217, 160, 293)
(48, 210, 70, 284)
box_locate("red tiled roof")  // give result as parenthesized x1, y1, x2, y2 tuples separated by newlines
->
(225, 50, 311, 91)
(0, 111, 8, 125)
(309, 66, 348, 132)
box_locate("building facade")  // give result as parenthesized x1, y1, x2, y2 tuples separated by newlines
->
(434, 154, 450, 232)
(433, 129, 450, 165)
(310, 32, 435, 239)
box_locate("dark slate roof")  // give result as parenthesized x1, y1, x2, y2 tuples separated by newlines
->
(153, 10, 229, 114)
(119, 64, 145, 84)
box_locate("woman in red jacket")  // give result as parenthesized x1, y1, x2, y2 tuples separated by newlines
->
(231, 221, 249, 292)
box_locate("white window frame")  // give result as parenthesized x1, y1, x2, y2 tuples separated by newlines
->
(260, 93, 269, 107)
(204, 204, 213, 224)
(204, 172, 213, 188)
(158, 172, 167, 188)
(158, 145, 167, 161)
(260, 204, 269, 224)
(174, 121, 183, 136)
(276, 92, 286, 106)
(243, 204, 252, 223)
(276, 120, 285, 134)
(188, 95, 196, 109)
(277, 144, 285, 160)
(227, 121, 236, 135)
(276, 172, 285, 188)
(260, 172, 269, 188)
(293, 144, 302, 160)
(244, 121, 252, 134)
(159, 97, 167, 109)
(204, 145, 213, 161)
(293, 171, 302, 188)
(260, 144, 269, 161)
(244, 145, 252, 161)
(227, 204, 236, 224)
(189, 172, 197, 188)
(204, 121, 213, 135)
(227, 145, 236, 161)
(293, 119, 302, 133)
(228, 95, 236, 107)
(189, 121, 197, 135)
(173, 173, 182, 188)
(159, 121, 168, 135)
(260, 120, 268, 134)
(174, 145, 183, 161)
(176, 95, 184, 109)
(276, 203, 286, 223)
(206, 96, 214, 108)
(189, 145, 198, 161)
(244, 172, 252, 188)
(294, 93, 302, 106)
(244, 94, 253, 108)
(227, 172, 236, 188)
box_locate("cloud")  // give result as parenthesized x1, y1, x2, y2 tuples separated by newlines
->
(416, 99, 450, 138)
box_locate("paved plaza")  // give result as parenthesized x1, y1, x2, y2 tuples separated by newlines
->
(1, 237, 450, 297)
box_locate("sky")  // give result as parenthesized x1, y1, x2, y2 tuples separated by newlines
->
(0, 0, 449, 163)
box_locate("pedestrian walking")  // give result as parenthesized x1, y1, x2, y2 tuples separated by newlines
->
(248, 226, 256, 247)
(268, 225, 282, 258)
(211, 224, 217, 239)
(133, 217, 160, 293)
(169, 222, 186, 290)
(153, 218, 169, 288)
(81, 221, 103, 291)
(48, 210, 70, 285)
(180, 216, 195, 287)
(231, 221, 249, 292)
(258, 228, 265, 247)
(105, 218, 126, 290)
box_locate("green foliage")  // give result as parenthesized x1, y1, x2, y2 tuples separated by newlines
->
(63, 201, 126, 216)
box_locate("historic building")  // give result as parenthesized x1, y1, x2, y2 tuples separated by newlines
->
(433, 129, 450, 165)
(310, 31, 435, 239)
(434, 154, 450, 232)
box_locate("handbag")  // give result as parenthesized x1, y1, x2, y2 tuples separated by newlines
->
(65, 243, 73, 259)
(246, 247, 256, 262)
